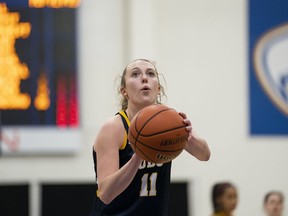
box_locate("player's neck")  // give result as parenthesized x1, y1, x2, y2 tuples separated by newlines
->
(126, 106, 144, 120)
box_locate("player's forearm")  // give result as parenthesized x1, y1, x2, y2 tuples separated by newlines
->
(186, 136, 210, 161)
(98, 154, 143, 204)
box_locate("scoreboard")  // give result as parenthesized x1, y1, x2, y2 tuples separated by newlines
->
(3, 0, 80, 8)
(0, 0, 81, 155)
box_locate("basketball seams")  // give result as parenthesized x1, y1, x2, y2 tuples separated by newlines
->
(135, 146, 158, 163)
(137, 139, 186, 152)
(132, 114, 140, 155)
(132, 107, 171, 155)
(136, 108, 171, 135)
(128, 105, 188, 163)
(139, 125, 187, 137)
(136, 143, 183, 164)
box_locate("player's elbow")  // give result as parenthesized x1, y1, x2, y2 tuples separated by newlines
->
(203, 151, 211, 161)
(200, 149, 211, 161)
(98, 189, 114, 204)
(192, 147, 211, 161)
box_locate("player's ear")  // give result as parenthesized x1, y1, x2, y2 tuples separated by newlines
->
(121, 88, 127, 96)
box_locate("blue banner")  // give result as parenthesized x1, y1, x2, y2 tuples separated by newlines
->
(249, 0, 288, 135)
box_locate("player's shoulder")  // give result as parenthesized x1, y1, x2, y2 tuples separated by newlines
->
(93, 114, 124, 149)
(101, 114, 123, 132)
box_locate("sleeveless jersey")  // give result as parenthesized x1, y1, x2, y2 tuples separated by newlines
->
(90, 111, 172, 216)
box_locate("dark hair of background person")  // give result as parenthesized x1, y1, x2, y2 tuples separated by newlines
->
(212, 182, 236, 213)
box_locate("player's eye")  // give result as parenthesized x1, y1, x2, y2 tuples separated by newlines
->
(131, 71, 140, 77)
(147, 71, 156, 77)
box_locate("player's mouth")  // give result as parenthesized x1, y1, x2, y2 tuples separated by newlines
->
(141, 86, 150, 92)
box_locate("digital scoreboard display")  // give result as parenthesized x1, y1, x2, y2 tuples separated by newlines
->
(0, 0, 80, 127)
(0, 0, 81, 155)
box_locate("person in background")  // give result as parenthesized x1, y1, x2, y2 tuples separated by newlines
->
(211, 182, 238, 216)
(89, 59, 211, 216)
(263, 191, 284, 216)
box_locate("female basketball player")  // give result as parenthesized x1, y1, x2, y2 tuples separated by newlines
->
(90, 59, 210, 216)
(211, 182, 238, 216)
(263, 191, 284, 216)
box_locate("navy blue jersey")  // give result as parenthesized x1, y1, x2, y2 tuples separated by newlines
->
(90, 111, 172, 216)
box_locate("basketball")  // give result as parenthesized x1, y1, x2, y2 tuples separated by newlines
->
(128, 104, 189, 164)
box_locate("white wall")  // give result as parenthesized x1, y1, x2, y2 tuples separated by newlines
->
(1, 0, 288, 216)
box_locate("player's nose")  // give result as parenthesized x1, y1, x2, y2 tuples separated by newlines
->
(141, 73, 148, 83)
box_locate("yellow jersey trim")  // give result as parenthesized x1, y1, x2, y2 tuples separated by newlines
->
(119, 110, 130, 150)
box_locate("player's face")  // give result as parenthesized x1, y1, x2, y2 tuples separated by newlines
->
(219, 187, 238, 213)
(123, 60, 160, 107)
(264, 194, 283, 216)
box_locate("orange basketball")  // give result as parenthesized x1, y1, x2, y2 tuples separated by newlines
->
(128, 104, 189, 164)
